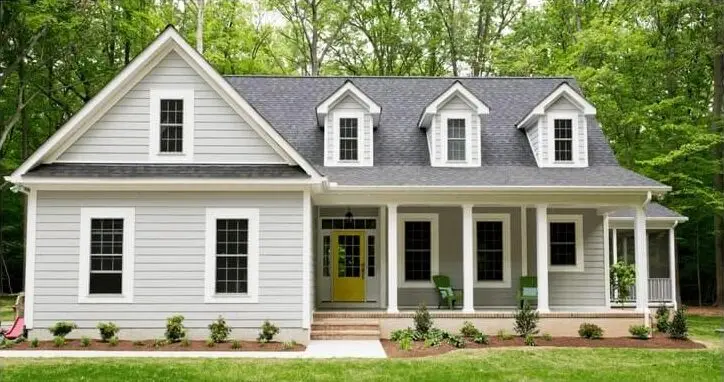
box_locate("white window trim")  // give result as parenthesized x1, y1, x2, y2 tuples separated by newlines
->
(440, 111, 473, 166)
(149, 88, 194, 162)
(78, 207, 135, 304)
(327, 110, 368, 166)
(546, 111, 583, 167)
(204, 208, 259, 303)
(397, 213, 439, 288)
(548, 214, 585, 272)
(473, 213, 511, 288)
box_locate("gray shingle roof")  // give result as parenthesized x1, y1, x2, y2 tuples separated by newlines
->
(26, 164, 309, 179)
(610, 203, 686, 220)
(225, 76, 666, 188)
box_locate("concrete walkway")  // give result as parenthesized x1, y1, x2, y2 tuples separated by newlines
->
(0, 340, 388, 359)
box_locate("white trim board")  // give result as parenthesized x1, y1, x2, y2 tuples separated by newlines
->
(473, 213, 512, 288)
(548, 214, 585, 273)
(23, 189, 37, 328)
(397, 213, 439, 288)
(149, 89, 195, 162)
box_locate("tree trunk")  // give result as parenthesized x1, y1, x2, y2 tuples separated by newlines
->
(713, 1, 724, 307)
(196, 0, 204, 54)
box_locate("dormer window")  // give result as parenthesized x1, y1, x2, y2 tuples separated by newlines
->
(339, 117, 359, 161)
(444, 116, 469, 162)
(150, 89, 194, 162)
(553, 118, 573, 162)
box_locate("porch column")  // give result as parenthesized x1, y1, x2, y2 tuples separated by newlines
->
(387, 203, 399, 313)
(462, 204, 474, 313)
(669, 226, 678, 310)
(535, 205, 550, 312)
(634, 206, 649, 319)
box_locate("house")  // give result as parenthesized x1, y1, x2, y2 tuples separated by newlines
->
(6, 27, 687, 342)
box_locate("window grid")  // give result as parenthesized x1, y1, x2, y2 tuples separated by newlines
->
(476, 221, 503, 281)
(321, 218, 376, 230)
(367, 235, 375, 277)
(160, 99, 184, 153)
(322, 235, 331, 277)
(404, 221, 432, 281)
(89, 218, 124, 294)
(215, 219, 249, 294)
(554, 119, 573, 162)
(339, 118, 359, 161)
(447, 118, 466, 161)
(337, 235, 361, 278)
(550, 222, 576, 265)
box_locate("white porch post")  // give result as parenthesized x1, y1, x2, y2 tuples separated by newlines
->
(462, 204, 474, 313)
(387, 203, 399, 313)
(669, 225, 678, 310)
(535, 204, 550, 312)
(634, 206, 649, 321)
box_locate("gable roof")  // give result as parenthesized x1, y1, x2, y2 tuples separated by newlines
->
(8, 26, 321, 183)
(316, 80, 381, 127)
(418, 81, 489, 128)
(226, 76, 667, 191)
(609, 202, 687, 221)
(516, 82, 596, 129)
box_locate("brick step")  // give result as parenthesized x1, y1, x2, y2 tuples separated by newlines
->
(311, 323, 380, 331)
(310, 329, 381, 340)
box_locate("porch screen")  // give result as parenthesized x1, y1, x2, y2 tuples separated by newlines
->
(404, 221, 432, 281)
(476, 221, 503, 281)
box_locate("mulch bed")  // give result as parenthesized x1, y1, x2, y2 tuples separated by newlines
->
(381, 336, 706, 358)
(8, 339, 305, 352)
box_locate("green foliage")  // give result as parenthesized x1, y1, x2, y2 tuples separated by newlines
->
(153, 339, 167, 348)
(397, 336, 412, 351)
(108, 336, 119, 346)
(390, 328, 415, 342)
(53, 336, 65, 348)
(180, 338, 191, 347)
(578, 323, 604, 339)
(231, 340, 241, 349)
(29, 338, 38, 348)
(668, 307, 689, 339)
(524, 334, 536, 347)
(473, 333, 489, 345)
(257, 320, 280, 343)
(96, 322, 119, 342)
(206, 338, 215, 348)
(542, 333, 553, 341)
(446, 334, 465, 348)
(513, 301, 539, 337)
(422, 328, 447, 347)
(629, 325, 650, 340)
(208, 316, 232, 343)
(282, 340, 297, 350)
(459, 321, 481, 338)
(655, 306, 671, 333)
(80, 336, 91, 347)
(132, 340, 145, 347)
(413, 303, 433, 335)
(497, 329, 513, 340)
(0, 339, 13, 349)
(48, 321, 77, 337)
(610, 262, 636, 305)
(164, 315, 186, 343)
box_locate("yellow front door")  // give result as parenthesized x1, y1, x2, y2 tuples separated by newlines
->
(332, 230, 366, 302)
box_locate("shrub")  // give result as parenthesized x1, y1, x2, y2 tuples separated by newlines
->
(390, 328, 415, 342)
(49, 321, 77, 337)
(413, 303, 433, 335)
(654, 306, 670, 333)
(153, 339, 167, 348)
(423, 328, 447, 347)
(460, 321, 481, 338)
(398, 336, 412, 351)
(258, 320, 280, 343)
(180, 338, 191, 347)
(205, 338, 215, 348)
(53, 336, 65, 348)
(30, 338, 39, 348)
(513, 301, 539, 337)
(208, 316, 232, 343)
(164, 315, 186, 343)
(629, 325, 650, 339)
(282, 340, 297, 350)
(578, 323, 604, 339)
(473, 333, 489, 344)
(446, 334, 466, 348)
(668, 307, 688, 339)
(497, 329, 513, 340)
(108, 336, 119, 346)
(132, 340, 145, 347)
(97, 322, 120, 342)
(80, 336, 91, 347)
(524, 334, 536, 346)
(231, 340, 242, 349)
(0, 339, 12, 349)
(610, 261, 636, 305)
(542, 333, 553, 341)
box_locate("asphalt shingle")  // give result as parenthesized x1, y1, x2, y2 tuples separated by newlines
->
(609, 203, 685, 219)
(26, 164, 309, 179)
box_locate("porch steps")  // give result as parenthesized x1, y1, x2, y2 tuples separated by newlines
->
(310, 317, 381, 340)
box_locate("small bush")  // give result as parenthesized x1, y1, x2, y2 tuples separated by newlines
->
(164, 315, 186, 343)
(205, 338, 215, 348)
(132, 340, 145, 347)
(513, 301, 539, 337)
(446, 334, 466, 348)
(96, 322, 120, 342)
(629, 325, 650, 339)
(80, 336, 91, 347)
(668, 307, 688, 339)
(542, 333, 553, 341)
(398, 336, 412, 351)
(655, 306, 670, 333)
(497, 329, 513, 340)
(423, 328, 447, 347)
(578, 323, 604, 339)
(473, 333, 489, 344)
(14, 337, 25, 344)
(390, 328, 415, 342)
(49, 321, 77, 337)
(282, 340, 297, 350)
(524, 334, 536, 346)
(30, 338, 39, 348)
(180, 338, 191, 347)
(208, 316, 232, 343)
(153, 339, 167, 348)
(258, 320, 280, 343)
(0, 339, 13, 349)
(413, 303, 433, 335)
(231, 340, 242, 349)
(460, 321, 481, 338)
(108, 336, 119, 346)
(53, 336, 65, 348)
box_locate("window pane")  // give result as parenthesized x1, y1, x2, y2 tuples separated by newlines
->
(215, 218, 249, 294)
(404, 221, 431, 281)
(159, 99, 184, 153)
(447, 118, 466, 161)
(550, 222, 576, 265)
(90, 218, 123, 255)
(476, 221, 503, 281)
(323, 235, 331, 277)
(337, 235, 361, 278)
(89, 273, 122, 294)
(367, 235, 375, 277)
(554, 119, 573, 162)
(339, 118, 359, 160)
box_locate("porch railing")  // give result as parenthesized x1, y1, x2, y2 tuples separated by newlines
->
(610, 278, 672, 303)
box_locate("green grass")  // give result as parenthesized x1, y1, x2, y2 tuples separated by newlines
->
(688, 314, 724, 343)
(0, 349, 719, 381)
(0, 295, 15, 323)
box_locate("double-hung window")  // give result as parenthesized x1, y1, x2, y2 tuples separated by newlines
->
(150, 89, 194, 161)
(553, 118, 573, 162)
(474, 214, 511, 287)
(160, 99, 184, 153)
(398, 214, 439, 286)
(447, 118, 466, 161)
(549, 215, 584, 272)
(79, 208, 135, 303)
(339, 117, 359, 161)
(205, 208, 259, 303)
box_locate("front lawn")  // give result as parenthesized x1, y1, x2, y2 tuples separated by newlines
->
(0, 295, 15, 323)
(0, 348, 719, 381)
(688, 314, 724, 343)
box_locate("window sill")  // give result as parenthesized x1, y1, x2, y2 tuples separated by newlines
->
(78, 295, 133, 304)
(549, 264, 584, 273)
(205, 294, 258, 304)
(475, 280, 511, 289)
(400, 281, 434, 289)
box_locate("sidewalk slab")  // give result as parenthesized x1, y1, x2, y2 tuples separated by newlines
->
(303, 340, 387, 358)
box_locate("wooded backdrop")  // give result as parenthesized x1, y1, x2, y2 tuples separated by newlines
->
(1, 0, 723, 305)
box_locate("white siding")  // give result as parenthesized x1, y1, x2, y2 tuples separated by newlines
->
(33, 191, 304, 330)
(527, 122, 539, 162)
(323, 95, 374, 166)
(430, 95, 481, 167)
(532, 97, 588, 167)
(58, 52, 284, 164)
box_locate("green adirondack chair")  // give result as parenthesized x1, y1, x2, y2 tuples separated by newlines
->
(518, 276, 538, 308)
(432, 275, 463, 310)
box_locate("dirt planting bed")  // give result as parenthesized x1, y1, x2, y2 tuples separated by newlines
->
(8, 339, 305, 352)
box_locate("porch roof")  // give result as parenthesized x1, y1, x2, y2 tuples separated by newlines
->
(25, 163, 310, 179)
(609, 203, 687, 221)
